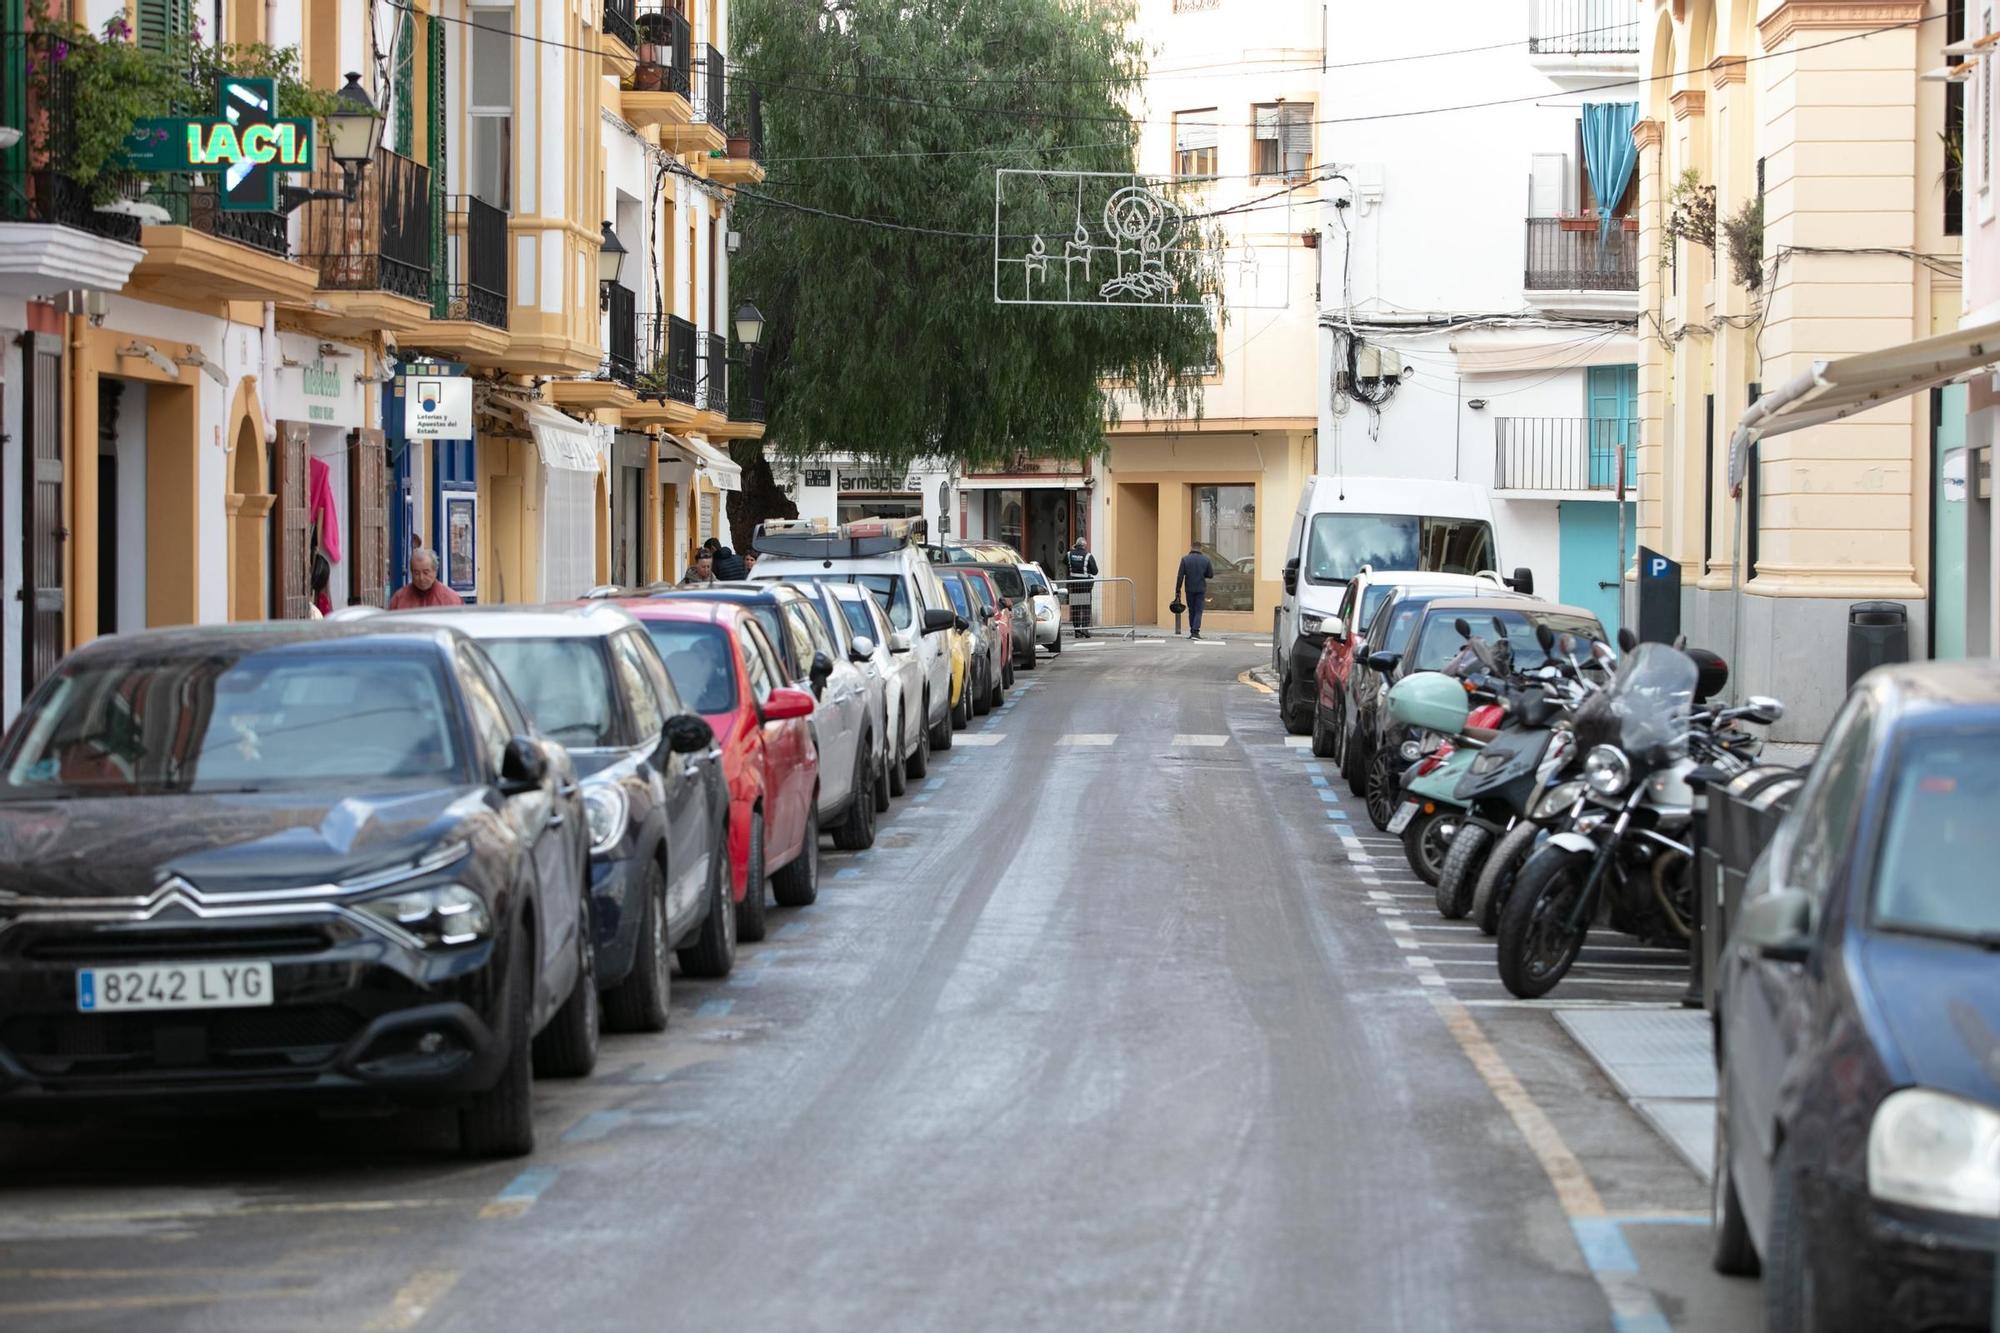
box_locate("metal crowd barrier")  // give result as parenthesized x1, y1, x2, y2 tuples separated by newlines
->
(1054, 577, 1140, 640)
(1690, 762, 1810, 1012)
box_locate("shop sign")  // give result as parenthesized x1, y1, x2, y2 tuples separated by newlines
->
(275, 336, 364, 428)
(802, 468, 832, 488)
(125, 77, 315, 212)
(404, 376, 473, 438)
(839, 468, 920, 493)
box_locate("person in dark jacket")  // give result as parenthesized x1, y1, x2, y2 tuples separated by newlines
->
(713, 541, 748, 580)
(1064, 539, 1098, 638)
(1174, 542, 1214, 640)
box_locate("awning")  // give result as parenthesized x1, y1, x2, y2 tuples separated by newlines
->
(957, 473, 1092, 491)
(661, 433, 742, 492)
(1728, 317, 2000, 494)
(525, 403, 601, 474)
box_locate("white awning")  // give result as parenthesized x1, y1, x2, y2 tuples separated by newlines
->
(525, 403, 601, 474)
(1728, 317, 2000, 494)
(958, 473, 1092, 491)
(661, 433, 742, 492)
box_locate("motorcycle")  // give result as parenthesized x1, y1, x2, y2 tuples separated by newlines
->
(1394, 699, 1506, 886)
(1494, 643, 1781, 998)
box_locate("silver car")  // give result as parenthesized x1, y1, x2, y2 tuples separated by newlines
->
(828, 582, 921, 801)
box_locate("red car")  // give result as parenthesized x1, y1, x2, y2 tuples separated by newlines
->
(624, 600, 819, 942)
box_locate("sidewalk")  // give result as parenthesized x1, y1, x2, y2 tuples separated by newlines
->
(1556, 1008, 1716, 1183)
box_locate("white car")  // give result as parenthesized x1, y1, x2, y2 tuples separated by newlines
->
(788, 580, 897, 818)
(827, 582, 923, 799)
(1022, 562, 1064, 656)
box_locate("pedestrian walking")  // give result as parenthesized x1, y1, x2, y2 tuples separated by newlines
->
(387, 548, 465, 610)
(1174, 541, 1214, 640)
(1064, 538, 1098, 638)
(680, 550, 717, 586)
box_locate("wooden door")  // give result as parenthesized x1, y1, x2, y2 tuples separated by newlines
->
(271, 421, 311, 619)
(350, 428, 389, 607)
(20, 332, 64, 696)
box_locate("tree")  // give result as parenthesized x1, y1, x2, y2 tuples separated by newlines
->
(727, 0, 1218, 540)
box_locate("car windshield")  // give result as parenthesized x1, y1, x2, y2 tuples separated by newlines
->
(1873, 730, 2000, 940)
(1305, 514, 1496, 584)
(835, 598, 876, 645)
(941, 576, 971, 617)
(1410, 611, 1605, 672)
(0, 649, 461, 797)
(965, 577, 995, 611)
(984, 566, 1027, 599)
(479, 638, 618, 748)
(643, 622, 738, 714)
(843, 574, 912, 630)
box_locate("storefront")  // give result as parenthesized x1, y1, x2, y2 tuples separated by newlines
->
(780, 456, 955, 539)
(526, 404, 605, 603)
(272, 333, 383, 612)
(959, 460, 1093, 572)
(663, 434, 743, 560)
(610, 430, 652, 587)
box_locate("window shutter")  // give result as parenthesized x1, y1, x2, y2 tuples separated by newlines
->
(1280, 105, 1311, 171)
(136, 0, 189, 52)
(1529, 153, 1567, 217)
(393, 10, 416, 157)
(1254, 105, 1280, 140)
(1177, 118, 1218, 153)
(350, 429, 389, 607)
(19, 331, 63, 695)
(271, 422, 312, 619)
(428, 14, 448, 317)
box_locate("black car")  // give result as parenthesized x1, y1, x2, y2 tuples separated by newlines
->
(967, 562, 1036, 668)
(0, 622, 594, 1158)
(394, 605, 732, 1034)
(1714, 661, 2000, 1331)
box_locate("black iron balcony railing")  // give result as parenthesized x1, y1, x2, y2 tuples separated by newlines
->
(698, 331, 726, 411)
(694, 44, 725, 125)
(1524, 216, 1637, 292)
(605, 284, 637, 386)
(1495, 417, 1638, 493)
(728, 85, 765, 163)
(638, 312, 698, 403)
(301, 146, 432, 303)
(443, 194, 508, 328)
(0, 30, 142, 244)
(730, 344, 766, 423)
(631, 7, 692, 99)
(604, 0, 637, 51)
(1527, 0, 1640, 55)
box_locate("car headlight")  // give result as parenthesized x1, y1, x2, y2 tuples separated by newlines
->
(1301, 613, 1324, 636)
(356, 884, 492, 947)
(1583, 745, 1632, 796)
(1869, 1089, 2000, 1217)
(1036, 605, 1056, 622)
(584, 784, 628, 854)
(1536, 780, 1586, 817)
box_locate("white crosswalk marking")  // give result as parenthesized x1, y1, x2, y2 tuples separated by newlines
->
(1283, 736, 1311, 748)
(956, 734, 1007, 746)
(1170, 734, 1230, 747)
(1056, 733, 1117, 746)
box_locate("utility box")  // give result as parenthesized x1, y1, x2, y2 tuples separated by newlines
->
(1846, 601, 1910, 689)
(1636, 546, 1681, 645)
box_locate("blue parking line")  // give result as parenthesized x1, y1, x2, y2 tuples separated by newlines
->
(1325, 807, 1349, 821)
(1308, 774, 1328, 787)
(1570, 1218, 1638, 1273)
(911, 793, 932, 803)
(926, 777, 949, 789)
(835, 867, 861, 879)
(1316, 789, 1338, 802)
(777, 920, 810, 938)
(562, 1110, 629, 1144)
(695, 998, 735, 1018)
(495, 1167, 559, 1205)
(730, 964, 765, 987)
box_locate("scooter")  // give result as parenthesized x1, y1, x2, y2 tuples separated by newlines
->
(1394, 701, 1505, 886)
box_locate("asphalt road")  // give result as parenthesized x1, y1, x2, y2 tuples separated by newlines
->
(0, 636, 1760, 1331)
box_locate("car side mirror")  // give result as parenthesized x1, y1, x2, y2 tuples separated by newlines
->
(498, 736, 549, 794)
(664, 713, 714, 755)
(1735, 886, 1815, 964)
(953, 615, 969, 632)
(1325, 614, 1346, 641)
(809, 650, 833, 698)
(1509, 566, 1535, 596)
(890, 631, 913, 654)
(850, 635, 876, 662)
(1366, 651, 1400, 674)
(1282, 557, 1300, 596)
(921, 607, 956, 635)
(980, 606, 994, 621)
(762, 686, 816, 721)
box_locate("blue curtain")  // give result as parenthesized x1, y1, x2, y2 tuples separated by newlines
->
(1581, 102, 1639, 246)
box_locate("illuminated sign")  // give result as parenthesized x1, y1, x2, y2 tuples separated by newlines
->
(125, 77, 316, 212)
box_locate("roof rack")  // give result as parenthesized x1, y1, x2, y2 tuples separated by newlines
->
(753, 515, 928, 560)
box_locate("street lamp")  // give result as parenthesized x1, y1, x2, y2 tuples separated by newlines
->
(598, 221, 628, 310)
(733, 300, 764, 348)
(279, 72, 382, 213)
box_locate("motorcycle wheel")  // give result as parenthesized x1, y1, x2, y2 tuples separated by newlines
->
(1496, 843, 1593, 999)
(1434, 822, 1492, 919)
(1402, 808, 1458, 887)
(1365, 748, 1399, 832)
(1471, 820, 1541, 937)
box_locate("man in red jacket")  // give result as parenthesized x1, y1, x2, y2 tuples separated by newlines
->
(388, 548, 464, 610)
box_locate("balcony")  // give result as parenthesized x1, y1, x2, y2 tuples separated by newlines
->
(1528, 0, 1639, 82)
(623, 8, 695, 129)
(729, 345, 766, 427)
(1494, 416, 1637, 497)
(409, 193, 511, 362)
(0, 30, 145, 298)
(697, 330, 727, 416)
(672, 44, 729, 155)
(1523, 216, 1637, 315)
(298, 147, 435, 336)
(128, 181, 319, 306)
(548, 284, 640, 412)
(710, 86, 766, 187)
(603, 0, 638, 58)
(621, 312, 702, 428)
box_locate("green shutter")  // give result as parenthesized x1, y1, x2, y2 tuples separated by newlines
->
(136, 0, 190, 53)
(393, 10, 415, 157)
(428, 14, 447, 318)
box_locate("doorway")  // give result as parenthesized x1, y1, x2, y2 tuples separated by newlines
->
(1115, 482, 1159, 624)
(96, 379, 148, 636)
(227, 417, 270, 622)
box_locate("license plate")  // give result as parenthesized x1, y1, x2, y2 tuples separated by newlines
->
(77, 962, 274, 1013)
(1386, 801, 1420, 835)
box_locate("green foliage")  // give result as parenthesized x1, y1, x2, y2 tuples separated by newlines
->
(1721, 194, 1763, 291)
(29, 18, 349, 204)
(731, 0, 1221, 470)
(1665, 167, 1716, 252)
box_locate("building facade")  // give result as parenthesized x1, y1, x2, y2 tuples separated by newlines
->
(0, 0, 762, 725)
(1957, 5, 1997, 661)
(1636, 0, 1958, 741)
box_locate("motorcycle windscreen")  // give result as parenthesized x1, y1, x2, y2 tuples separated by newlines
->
(1606, 644, 1699, 760)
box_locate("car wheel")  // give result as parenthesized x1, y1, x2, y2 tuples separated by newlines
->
(459, 926, 535, 1159)
(874, 749, 892, 813)
(531, 900, 599, 1079)
(677, 838, 737, 981)
(1711, 1065, 1762, 1277)
(834, 747, 876, 851)
(605, 858, 672, 1030)
(989, 664, 1006, 710)
(1310, 702, 1337, 758)
(736, 811, 769, 943)
(771, 806, 819, 907)
(1435, 822, 1491, 920)
(928, 689, 953, 751)
(1021, 645, 1038, 670)
(951, 684, 970, 729)
(1365, 748, 1399, 831)
(1330, 696, 1348, 771)
(1049, 627, 1062, 655)
(1003, 658, 1014, 689)
(894, 716, 917, 788)
(1764, 1143, 1809, 1332)
(972, 667, 991, 716)
(1280, 672, 1312, 736)
(1346, 727, 1369, 797)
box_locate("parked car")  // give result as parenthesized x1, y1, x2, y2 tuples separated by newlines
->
(625, 601, 819, 942)
(752, 519, 957, 763)
(0, 622, 593, 1158)
(1713, 660, 2000, 1332)
(963, 568, 1016, 692)
(392, 605, 732, 1030)
(783, 579, 896, 816)
(827, 581, 923, 798)
(967, 562, 1034, 673)
(1022, 563, 1064, 656)
(652, 581, 876, 855)
(936, 570, 985, 726)
(941, 568, 1005, 714)
(1310, 570, 1515, 764)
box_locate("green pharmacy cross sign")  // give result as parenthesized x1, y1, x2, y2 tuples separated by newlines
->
(126, 77, 315, 212)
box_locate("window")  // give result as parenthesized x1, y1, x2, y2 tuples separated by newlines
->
(1302, 514, 1496, 585)
(1175, 111, 1219, 180)
(1781, 695, 1876, 897)
(470, 9, 514, 209)
(1253, 103, 1312, 180)
(782, 605, 820, 676)
(1871, 725, 2000, 936)
(480, 638, 618, 749)
(458, 647, 515, 778)
(940, 575, 970, 618)
(740, 623, 777, 704)
(613, 631, 667, 738)
(1948, 0, 1966, 234)
(1190, 484, 1256, 613)
(645, 622, 738, 714)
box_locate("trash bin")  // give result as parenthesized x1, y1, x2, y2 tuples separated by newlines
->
(1847, 600, 1909, 689)
(1698, 765, 1807, 1012)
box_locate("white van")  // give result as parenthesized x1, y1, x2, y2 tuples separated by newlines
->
(1273, 476, 1531, 732)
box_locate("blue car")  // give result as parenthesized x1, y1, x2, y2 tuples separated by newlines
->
(1713, 660, 2000, 1331)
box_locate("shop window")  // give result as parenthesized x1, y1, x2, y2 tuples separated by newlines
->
(1190, 484, 1256, 612)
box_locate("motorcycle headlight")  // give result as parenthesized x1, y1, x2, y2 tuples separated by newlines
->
(1536, 780, 1586, 817)
(584, 785, 628, 854)
(1400, 738, 1423, 761)
(1300, 613, 1325, 636)
(1869, 1089, 2000, 1217)
(356, 883, 492, 947)
(1583, 745, 1632, 796)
